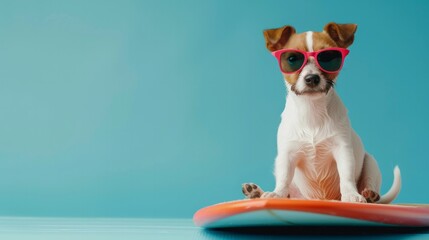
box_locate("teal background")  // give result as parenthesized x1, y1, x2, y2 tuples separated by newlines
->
(0, 0, 428, 218)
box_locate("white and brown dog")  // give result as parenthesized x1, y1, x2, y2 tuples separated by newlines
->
(242, 22, 401, 203)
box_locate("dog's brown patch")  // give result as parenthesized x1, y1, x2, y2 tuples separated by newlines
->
(281, 33, 308, 85)
(312, 31, 338, 50)
(312, 31, 341, 82)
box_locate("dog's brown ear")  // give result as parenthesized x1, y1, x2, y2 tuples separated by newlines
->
(324, 22, 357, 48)
(263, 25, 296, 52)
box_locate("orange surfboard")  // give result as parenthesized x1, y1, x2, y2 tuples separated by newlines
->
(194, 199, 429, 228)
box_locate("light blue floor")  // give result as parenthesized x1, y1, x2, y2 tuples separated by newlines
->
(0, 217, 428, 240)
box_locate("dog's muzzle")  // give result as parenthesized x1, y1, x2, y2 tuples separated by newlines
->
(304, 74, 320, 87)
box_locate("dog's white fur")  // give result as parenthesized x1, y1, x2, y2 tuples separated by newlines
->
(259, 31, 401, 203)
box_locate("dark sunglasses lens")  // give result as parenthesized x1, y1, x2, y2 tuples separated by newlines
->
(317, 50, 343, 72)
(280, 51, 305, 73)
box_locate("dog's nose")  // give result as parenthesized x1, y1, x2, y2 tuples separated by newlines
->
(304, 74, 320, 87)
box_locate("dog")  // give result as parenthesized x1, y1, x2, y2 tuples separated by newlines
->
(242, 22, 401, 203)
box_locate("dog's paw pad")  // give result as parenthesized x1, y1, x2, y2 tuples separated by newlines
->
(242, 183, 263, 199)
(361, 188, 380, 203)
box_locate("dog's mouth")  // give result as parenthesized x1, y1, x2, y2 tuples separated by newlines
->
(290, 80, 335, 96)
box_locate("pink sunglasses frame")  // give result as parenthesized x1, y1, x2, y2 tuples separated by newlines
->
(271, 47, 350, 74)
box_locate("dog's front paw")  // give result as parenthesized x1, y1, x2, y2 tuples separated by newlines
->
(341, 192, 367, 203)
(261, 191, 284, 199)
(242, 183, 263, 199)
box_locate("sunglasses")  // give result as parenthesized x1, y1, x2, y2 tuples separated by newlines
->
(272, 47, 350, 74)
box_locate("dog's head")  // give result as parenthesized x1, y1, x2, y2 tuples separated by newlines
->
(263, 22, 357, 98)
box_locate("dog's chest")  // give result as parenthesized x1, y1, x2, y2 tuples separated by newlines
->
(295, 138, 341, 200)
(301, 138, 332, 159)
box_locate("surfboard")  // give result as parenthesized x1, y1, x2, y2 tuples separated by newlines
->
(193, 199, 429, 228)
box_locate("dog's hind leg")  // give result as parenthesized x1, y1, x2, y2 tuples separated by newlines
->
(242, 183, 264, 199)
(358, 153, 382, 203)
(242, 183, 298, 199)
